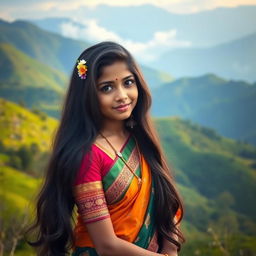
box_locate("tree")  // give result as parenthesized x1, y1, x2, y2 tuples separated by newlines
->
(0, 199, 30, 256)
(17, 146, 33, 171)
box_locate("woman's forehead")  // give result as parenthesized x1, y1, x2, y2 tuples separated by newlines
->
(98, 61, 132, 80)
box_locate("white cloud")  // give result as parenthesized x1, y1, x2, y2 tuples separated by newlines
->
(60, 19, 121, 41)
(60, 19, 191, 62)
(33, 0, 256, 14)
(37, 0, 256, 13)
(2, 0, 256, 20)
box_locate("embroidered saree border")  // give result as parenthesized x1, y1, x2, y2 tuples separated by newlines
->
(106, 155, 152, 242)
(133, 179, 158, 252)
(73, 181, 109, 224)
(103, 135, 136, 189)
(105, 146, 141, 204)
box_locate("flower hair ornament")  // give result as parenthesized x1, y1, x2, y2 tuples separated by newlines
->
(77, 59, 87, 79)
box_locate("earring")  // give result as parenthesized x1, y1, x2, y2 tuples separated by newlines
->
(126, 114, 137, 129)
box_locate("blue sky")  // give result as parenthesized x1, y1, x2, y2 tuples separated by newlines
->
(1, 0, 256, 20)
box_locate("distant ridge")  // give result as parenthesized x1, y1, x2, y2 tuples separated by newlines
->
(0, 19, 90, 74)
(152, 73, 256, 145)
(0, 43, 66, 117)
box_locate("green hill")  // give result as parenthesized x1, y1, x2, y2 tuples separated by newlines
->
(0, 164, 40, 256)
(156, 117, 256, 218)
(0, 98, 58, 151)
(0, 43, 66, 91)
(0, 165, 40, 213)
(0, 19, 90, 74)
(0, 43, 67, 117)
(1, 99, 256, 255)
(152, 74, 256, 146)
(155, 117, 256, 254)
(140, 65, 174, 88)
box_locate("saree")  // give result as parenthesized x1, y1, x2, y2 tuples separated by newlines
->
(72, 134, 159, 255)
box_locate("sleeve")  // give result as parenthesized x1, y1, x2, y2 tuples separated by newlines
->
(73, 147, 110, 224)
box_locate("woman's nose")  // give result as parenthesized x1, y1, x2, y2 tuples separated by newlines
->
(115, 87, 128, 101)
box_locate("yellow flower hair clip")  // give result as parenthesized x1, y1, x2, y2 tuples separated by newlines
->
(77, 59, 87, 79)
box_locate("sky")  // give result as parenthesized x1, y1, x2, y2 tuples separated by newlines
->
(1, 0, 256, 20)
(1, 0, 255, 63)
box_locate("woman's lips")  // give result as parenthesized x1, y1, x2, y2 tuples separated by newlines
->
(114, 103, 131, 112)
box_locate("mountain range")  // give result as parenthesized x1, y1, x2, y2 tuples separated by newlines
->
(0, 19, 255, 146)
(31, 5, 256, 48)
(154, 32, 256, 82)
(28, 5, 256, 83)
(0, 19, 90, 75)
(0, 42, 66, 117)
(152, 74, 256, 145)
(0, 19, 173, 88)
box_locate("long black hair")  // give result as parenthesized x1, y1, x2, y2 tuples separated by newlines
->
(26, 41, 184, 255)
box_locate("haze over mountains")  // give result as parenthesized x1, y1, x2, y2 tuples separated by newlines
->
(30, 5, 256, 82)
(0, 19, 90, 74)
(152, 74, 256, 145)
(155, 32, 256, 82)
(0, 16, 255, 145)
(31, 5, 256, 48)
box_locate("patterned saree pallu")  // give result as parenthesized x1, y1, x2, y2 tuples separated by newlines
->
(72, 135, 158, 256)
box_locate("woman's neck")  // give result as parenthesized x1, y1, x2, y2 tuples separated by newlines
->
(100, 120, 128, 138)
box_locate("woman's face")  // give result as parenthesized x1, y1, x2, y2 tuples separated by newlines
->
(96, 61, 138, 123)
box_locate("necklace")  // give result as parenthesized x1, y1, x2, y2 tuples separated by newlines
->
(99, 132, 142, 186)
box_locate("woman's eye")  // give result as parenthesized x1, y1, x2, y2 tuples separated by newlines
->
(124, 79, 135, 87)
(100, 85, 112, 93)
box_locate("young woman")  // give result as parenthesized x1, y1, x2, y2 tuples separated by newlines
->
(26, 41, 184, 256)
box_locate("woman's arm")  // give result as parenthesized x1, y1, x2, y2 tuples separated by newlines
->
(160, 208, 182, 255)
(86, 218, 166, 256)
(160, 236, 178, 256)
(160, 227, 180, 256)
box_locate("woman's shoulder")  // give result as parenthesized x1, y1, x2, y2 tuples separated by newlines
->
(73, 143, 104, 186)
(81, 141, 105, 168)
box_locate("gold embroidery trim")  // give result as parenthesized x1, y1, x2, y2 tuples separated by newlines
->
(74, 181, 109, 223)
(105, 147, 140, 204)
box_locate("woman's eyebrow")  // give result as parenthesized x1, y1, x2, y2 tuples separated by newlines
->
(97, 75, 134, 86)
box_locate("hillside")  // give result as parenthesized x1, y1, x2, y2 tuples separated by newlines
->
(0, 19, 174, 89)
(0, 98, 58, 151)
(152, 74, 256, 145)
(156, 117, 256, 253)
(0, 43, 66, 91)
(156, 116, 256, 215)
(1, 99, 256, 254)
(0, 164, 40, 255)
(0, 19, 90, 74)
(0, 43, 67, 117)
(141, 65, 174, 88)
(0, 165, 40, 213)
